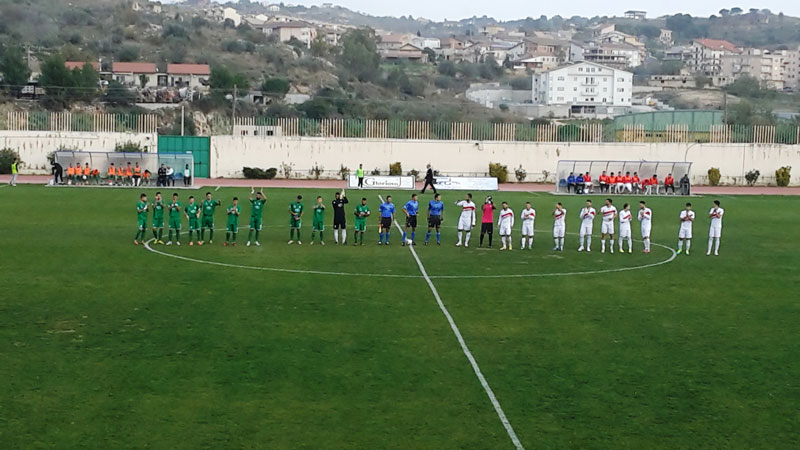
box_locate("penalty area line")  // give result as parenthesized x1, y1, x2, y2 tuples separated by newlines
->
(378, 195, 525, 450)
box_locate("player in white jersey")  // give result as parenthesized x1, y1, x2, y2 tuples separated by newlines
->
(497, 202, 515, 251)
(677, 202, 695, 255)
(520, 202, 536, 250)
(577, 199, 596, 252)
(552, 202, 566, 251)
(707, 200, 724, 256)
(618, 203, 633, 253)
(454, 193, 476, 247)
(599, 198, 617, 253)
(638, 200, 653, 253)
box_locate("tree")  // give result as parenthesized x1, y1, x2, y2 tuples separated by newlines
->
(117, 45, 139, 62)
(38, 54, 75, 107)
(731, 7, 743, 15)
(139, 74, 148, 88)
(210, 66, 249, 95)
(0, 46, 31, 94)
(310, 34, 333, 58)
(261, 77, 290, 97)
(719, 9, 730, 16)
(422, 47, 436, 62)
(339, 29, 381, 82)
(72, 63, 99, 102)
(104, 80, 135, 106)
(437, 60, 456, 76)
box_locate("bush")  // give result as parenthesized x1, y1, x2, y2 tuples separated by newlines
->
(389, 162, 402, 175)
(0, 148, 20, 174)
(371, 168, 381, 175)
(434, 75, 453, 89)
(775, 166, 791, 187)
(744, 169, 760, 186)
(489, 162, 508, 184)
(338, 165, 350, 180)
(262, 77, 290, 97)
(308, 163, 324, 180)
(407, 169, 420, 180)
(115, 141, 144, 153)
(514, 165, 527, 182)
(707, 167, 721, 186)
(243, 167, 278, 179)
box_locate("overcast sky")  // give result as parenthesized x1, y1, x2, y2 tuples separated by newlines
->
(279, 1, 798, 21)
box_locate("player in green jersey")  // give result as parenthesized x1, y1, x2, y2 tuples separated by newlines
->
(185, 196, 201, 246)
(247, 188, 266, 247)
(288, 195, 304, 245)
(224, 197, 241, 246)
(353, 198, 371, 246)
(310, 196, 326, 245)
(151, 192, 166, 244)
(134, 193, 148, 245)
(199, 191, 221, 245)
(166, 192, 182, 246)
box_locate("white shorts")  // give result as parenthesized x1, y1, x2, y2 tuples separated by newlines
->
(457, 216, 473, 231)
(641, 224, 652, 237)
(499, 223, 512, 235)
(580, 223, 593, 236)
(624, 183, 632, 192)
(619, 225, 631, 238)
(521, 222, 534, 236)
(709, 225, 722, 238)
(553, 225, 565, 238)
(616, 183, 624, 191)
(679, 227, 693, 239)
(601, 221, 614, 234)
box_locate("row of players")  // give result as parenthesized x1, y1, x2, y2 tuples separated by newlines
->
(131, 190, 725, 255)
(566, 171, 690, 195)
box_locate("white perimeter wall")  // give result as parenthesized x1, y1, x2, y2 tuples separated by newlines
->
(212, 136, 800, 186)
(0, 132, 157, 173)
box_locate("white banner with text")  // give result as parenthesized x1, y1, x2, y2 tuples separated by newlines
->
(433, 176, 498, 191)
(348, 175, 416, 190)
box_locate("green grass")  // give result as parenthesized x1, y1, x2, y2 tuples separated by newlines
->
(1, 185, 799, 449)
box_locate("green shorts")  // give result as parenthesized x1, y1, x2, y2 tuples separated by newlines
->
(169, 217, 181, 229)
(354, 220, 367, 232)
(290, 218, 301, 229)
(313, 220, 324, 231)
(201, 216, 214, 228)
(152, 216, 164, 229)
(188, 218, 200, 231)
(250, 217, 262, 230)
(138, 218, 147, 230)
(227, 223, 238, 232)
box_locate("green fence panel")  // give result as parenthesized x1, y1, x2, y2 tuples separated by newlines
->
(158, 136, 211, 178)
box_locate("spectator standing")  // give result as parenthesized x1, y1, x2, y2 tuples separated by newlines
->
(421, 164, 437, 194)
(184, 164, 192, 186)
(157, 164, 167, 187)
(680, 174, 691, 196)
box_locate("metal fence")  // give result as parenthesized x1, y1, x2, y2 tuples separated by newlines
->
(5, 112, 159, 133)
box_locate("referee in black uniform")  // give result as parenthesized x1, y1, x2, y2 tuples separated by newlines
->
(421, 164, 437, 194)
(331, 190, 349, 244)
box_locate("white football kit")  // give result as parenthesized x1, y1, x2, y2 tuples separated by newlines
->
(520, 208, 536, 236)
(618, 210, 632, 238)
(553, 208, 567, 238)
(600, 205, 617, 234)
(455, 200, 476, 231)
(579, 207, 596, 235)
(679, 210, 695, 239)
(638, 207, 652, 237)
(497, 208, 514, 235)
(708, 207, 724, 237)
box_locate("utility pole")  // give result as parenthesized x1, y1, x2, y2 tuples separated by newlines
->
(723, 90, 728, 124)
(232, 84, 238, 135)
(181, 103, 185, 136)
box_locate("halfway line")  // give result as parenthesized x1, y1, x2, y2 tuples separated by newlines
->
(378, 195, 525, 450)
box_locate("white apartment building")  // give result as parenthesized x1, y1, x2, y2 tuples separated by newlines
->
(532, 62, 633, 116)
(684, 38, 740, 76)
(721, 48, 800, 91)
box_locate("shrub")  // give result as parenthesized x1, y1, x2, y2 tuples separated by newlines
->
(499, 103, 509, 112)
(308, 163, 324, 180)
(775, 166, 791, 187)
(242, 167, 277, 179)
(407, 169, 420, 180)
(389, 162, 402, 175)
(707, 167, 721, 186)
(744, 169, 760, 186)
(489, 162, 508, 184)
(114, 141, 144, 153)
(280, 162, 294, 178)
(0, 148, 20, 174)
(262, 77, 290, 97)
(371, 168, 381, 175)
(434, 75, 453, 89)
(514, 165, 527, 182)
(338, 164, 350, 180)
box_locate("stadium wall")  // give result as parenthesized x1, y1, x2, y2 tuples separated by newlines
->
(211, 136, 800, 186)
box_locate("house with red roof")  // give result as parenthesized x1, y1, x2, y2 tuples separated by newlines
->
(65, 61, 100, 72)
(166, 64, 211, 91)
(111, 62, 158, 88)
(686, 39, 741, 76)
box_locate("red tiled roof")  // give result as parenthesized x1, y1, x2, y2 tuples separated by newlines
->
(695, 38, 740, 53)
(167, 64, 211, 75)
(65, 61, 100, 71)
(112, 62, 158, 73)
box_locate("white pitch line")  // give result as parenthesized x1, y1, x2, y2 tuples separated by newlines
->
(215, 185, 221, 191)
(378, 195, 525, 450)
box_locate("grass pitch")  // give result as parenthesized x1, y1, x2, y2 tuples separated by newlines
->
(1, 185, 799, 449)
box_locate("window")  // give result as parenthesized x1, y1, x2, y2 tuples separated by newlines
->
(557, 76, 565, 81)
(557, 87, 564, 91)
(578, 67, 583, 72)
(574, 87, 578, 91)
(557, 96, 564, 101)
(603, 87, 607, 92)
(617, 77, 624, 81)
(618, 88, 625, 92)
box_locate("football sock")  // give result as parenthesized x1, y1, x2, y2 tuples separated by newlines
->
(175, 230, 179, 242)
(402, 231, 407, 241)
(411, 231, 415, 241)
(320, 231, 323, 242)
(436, 232, 440, 244)
(232, 232, 237, 242)
(226, 232, 231, 242)
(169, 230, 174, 241)
(385, 232, 390, 243)
(188, 230, 193, 241)
(209, 230, 214, 241)
(333, 230, 339, 243)
(714, 238, 720, 253)
(559, 237, 565, 249)
(488, 232, 493, 246)
(602, 240, 606, 251)
(379, 232, 384, 244)
(248, 230, 254, 241)
(465, 232, 471, 245)
(627, 237, 632, 249)
(678, 241, 683, 250)
(158, 229, 163, 240)
(686, 240, 691, 250)
(521, 237, 525, 248)
(153, 229, 158, 239)
(426, 231, 431, 242)
(586, 236, 592, 249)
(457, 231, 463, 244)
(480, 233, 484, 246)
(200, 229, 205, 241)
(341, 230, 346, 244)
(707, 238, 713, 253)
(554, 238, 559, 248)
(360, 232, 364, 244)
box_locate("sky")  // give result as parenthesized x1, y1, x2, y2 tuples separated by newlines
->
(276, 1, 799, 21)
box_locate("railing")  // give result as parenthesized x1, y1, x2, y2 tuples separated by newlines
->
(4, 112, 159, 133)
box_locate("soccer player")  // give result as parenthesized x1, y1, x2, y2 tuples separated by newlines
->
(331, 190, 349, 245)
(520, 202, 536, 249)
(479, 196, 496, 248)
(224, 197, 241, 246)
(311, 196, 326, 245)
(134, 193, 148, 245)
(677, 202, 695, 255)
(185, 196, 201, 246)
(664, 173, 676, 194)
(401, 193, 419, 246)
(599, 171, 609, 193)
(618, 203, 633, 253)
(378, 195, 395, 245)
(497, 201, 514, 251)
(578, 199, 596, 252)
(246, 188, 266, 247)
(353, 198, 370, 245)
(631, 172, 641, 194)
(638, 200, 652, 253)
(288, 195, 304, 244)
(707, 200, 724, 256)
(600, 198, 617, 253)
(151, 192, 166, 244)
(166, 193, 182, 246)
(621, 172, 632, 194)
(552, 202, 566, 251)
(425, 193, 444, 246)
(455, 193, 476, 247)
(199, 192, 221, 245)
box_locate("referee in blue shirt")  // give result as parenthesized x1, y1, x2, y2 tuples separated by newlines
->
(378, 196, 395, 245)
(402, 193, 419, 246)
(425, 193, 444, 246)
